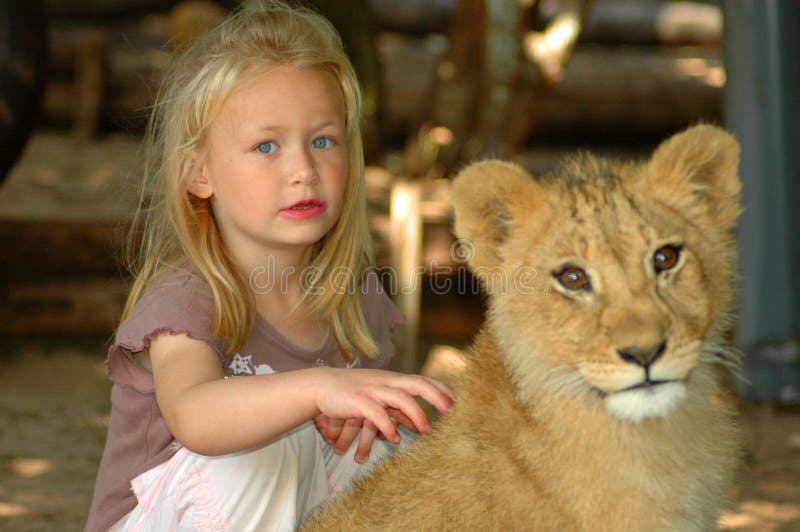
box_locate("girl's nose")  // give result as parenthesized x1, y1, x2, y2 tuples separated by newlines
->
(289, 148, 319, 185)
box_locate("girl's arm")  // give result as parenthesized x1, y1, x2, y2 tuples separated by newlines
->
(148, 332, 453, 456)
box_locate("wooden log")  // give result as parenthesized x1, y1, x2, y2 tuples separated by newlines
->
(528, 44, 723, 140)
(574, 0, 721, 46)
(43, 0, 183, 21)
(39, 4, 724, 142)
(42, 2, 385, 146)
(42, 25, 169, 131)
(0, 219, 129, 280)
(0, 277, 128, 334)
(368, 0, 721, 45)
(367, 0, 456, 35)
(380, 40, 722, 144)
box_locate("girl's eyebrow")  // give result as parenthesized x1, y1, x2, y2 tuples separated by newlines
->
(257, 125, 287, 134)
(256, 121, 342, 133)
(311, 120, 340, 131)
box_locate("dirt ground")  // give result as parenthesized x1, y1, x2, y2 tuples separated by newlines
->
(0, 338, 112, 531)
(0, 338, 797, 531)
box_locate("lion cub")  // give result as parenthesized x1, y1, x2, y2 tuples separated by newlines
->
(303, 125, 742, 531)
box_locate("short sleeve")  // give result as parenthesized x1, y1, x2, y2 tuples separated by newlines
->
(106, 272, 226, 392)
(359, 271, 405, 369)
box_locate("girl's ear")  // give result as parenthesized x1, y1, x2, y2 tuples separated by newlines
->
(185, 152, 214, 199)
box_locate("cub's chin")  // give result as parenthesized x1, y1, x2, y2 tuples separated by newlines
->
(604, 381, 687, 423)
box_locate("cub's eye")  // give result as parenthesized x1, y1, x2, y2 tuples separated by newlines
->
(653, 245, 681, 273)
(554, 266, 591, 291)
(312, 137, 334, 149)
(256, 141, 278, 154)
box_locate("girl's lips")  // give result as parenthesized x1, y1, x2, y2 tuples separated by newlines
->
(279, 199, 328, 220)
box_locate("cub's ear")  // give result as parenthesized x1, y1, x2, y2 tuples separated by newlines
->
(450, 160, 544, 271)
(646, 124, 742, 230)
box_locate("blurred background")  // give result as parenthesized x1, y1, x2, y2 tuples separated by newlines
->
(0, 0, 798, 530)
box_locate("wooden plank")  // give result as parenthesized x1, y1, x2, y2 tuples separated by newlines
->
(0, 219, 129, 281)
(0, 277, 128, 334)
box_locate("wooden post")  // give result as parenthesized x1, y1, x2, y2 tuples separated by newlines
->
(73, 28, 107, 138)
(389, 178, 423, 373)
(428, 0, 486, 169)
(466, 0, 521, 161)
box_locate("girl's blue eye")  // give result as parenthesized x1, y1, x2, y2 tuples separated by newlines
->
(312, 137, 334, 149)
(257, 142, 277, 154)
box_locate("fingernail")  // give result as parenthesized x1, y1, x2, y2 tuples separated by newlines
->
(393, 434, 401, 444)
(355, 454, 365, 463)
(424, 423, 432, 432)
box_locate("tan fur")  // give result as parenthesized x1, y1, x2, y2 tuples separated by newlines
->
(302, 125, 742, 531)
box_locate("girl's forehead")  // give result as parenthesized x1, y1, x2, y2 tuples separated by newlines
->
(221, 66, 344, 119)
(234, 65, 341, 103)
(206, 65, 346, 139)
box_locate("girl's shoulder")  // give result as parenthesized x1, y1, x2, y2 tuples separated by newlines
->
(125, 266, 214, 331)
(108, 267, 226, 389)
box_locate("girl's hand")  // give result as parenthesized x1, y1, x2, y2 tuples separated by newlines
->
(315, 415, 376, 463)
(311, 368, 453, 447)
(314, 413, 344, 445)
(315, 409, 424, 463)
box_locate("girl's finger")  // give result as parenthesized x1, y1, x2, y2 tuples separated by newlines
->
(387, 407, 418, 434)
(420, 375, 455, 402)
(390, 376, 452, 419)
(414, 383, 453, 416)
(325, 417, 345, 444)
(354, 420, 378, 463)
(378, 387, 431, 434)
(334, 417, 362, 455)
(314, 414, 329, 436)
(359, 400, 399, 444)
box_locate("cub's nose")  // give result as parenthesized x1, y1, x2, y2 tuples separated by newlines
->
(616, 341, 667, 368)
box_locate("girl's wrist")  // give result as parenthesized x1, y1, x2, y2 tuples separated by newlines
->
(305, 365, 332, 415)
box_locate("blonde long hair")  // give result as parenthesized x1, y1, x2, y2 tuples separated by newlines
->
(124, 0, 378, 358)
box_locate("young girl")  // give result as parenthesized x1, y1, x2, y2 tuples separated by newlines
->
(84, 2, 453, 530)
